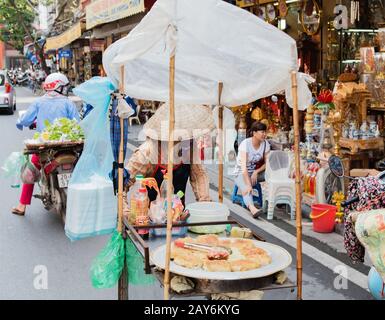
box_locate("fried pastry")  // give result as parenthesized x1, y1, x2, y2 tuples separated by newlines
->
(231, 238, 255, 250)
(171, 235, 272, 272)
(203, 259, 232, 272)
(229, 259, 260, 272)
(174, 252, 203, 269)
(245, 253, 272, 266)
(196, 234, 219, 246)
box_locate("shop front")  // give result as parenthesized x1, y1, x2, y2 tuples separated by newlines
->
(228, 1, 385, 233)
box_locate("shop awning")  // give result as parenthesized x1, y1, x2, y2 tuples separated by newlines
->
(86, 0, 145, 30)
(45, 22, 83, 51)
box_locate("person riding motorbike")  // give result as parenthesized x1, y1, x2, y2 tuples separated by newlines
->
(12, 73, 80, 216)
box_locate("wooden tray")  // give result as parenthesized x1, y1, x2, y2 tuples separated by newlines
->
(24, 140, 84, 151)
(339, 137, 384, 153)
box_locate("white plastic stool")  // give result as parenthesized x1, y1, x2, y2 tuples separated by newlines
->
(264, 151, 296, 220)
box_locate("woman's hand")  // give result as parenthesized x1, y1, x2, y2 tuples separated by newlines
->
(251, 170, 259, 186)
(242, 185, 253, 196)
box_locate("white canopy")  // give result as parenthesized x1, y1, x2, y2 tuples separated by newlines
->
(103, 0, 314, 109)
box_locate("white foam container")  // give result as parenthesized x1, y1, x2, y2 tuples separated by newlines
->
(185, 202, 230, 234)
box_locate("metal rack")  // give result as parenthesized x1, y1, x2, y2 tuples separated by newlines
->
(118, 216, 295, 300)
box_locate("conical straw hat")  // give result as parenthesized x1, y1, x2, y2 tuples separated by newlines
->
(143, 103, 215, 141)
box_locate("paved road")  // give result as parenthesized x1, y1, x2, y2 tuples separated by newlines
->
(0, 87, 373, 300)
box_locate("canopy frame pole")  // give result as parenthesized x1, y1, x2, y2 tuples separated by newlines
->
(218, 82, 224, 203)
(117, 65, 125, 234)
(164, 54, 176, 300)
(118, 65, 128, 301)
(291, 71, 303, 300)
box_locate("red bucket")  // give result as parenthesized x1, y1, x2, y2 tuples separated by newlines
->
(310, 204, 337, 233)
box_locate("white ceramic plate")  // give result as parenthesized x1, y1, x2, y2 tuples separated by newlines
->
(151, 238, 292, 280)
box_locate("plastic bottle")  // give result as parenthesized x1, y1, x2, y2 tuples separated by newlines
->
(129, 174, 145, 224)
(159, 173, 174, 203)
(310, 168, 316, 196)
(171, 191, 185, 221)
(135, 187, 150, 240)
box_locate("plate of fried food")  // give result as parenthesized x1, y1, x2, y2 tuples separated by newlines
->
(151, 234, 292, 280)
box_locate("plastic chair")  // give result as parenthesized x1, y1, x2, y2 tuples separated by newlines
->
(129, 104, 148, 126)
(231, 183, 263, 209)
(263, 151, 296, 220)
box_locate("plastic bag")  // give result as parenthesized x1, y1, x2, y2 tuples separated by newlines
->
(20, 155, 41, 184)
(90, 231, 125, 288)
(117, 96, 135, 119)
(126, 238, 155, 285)
(65, 77, 117, 241)
(1, 152, 26, 188)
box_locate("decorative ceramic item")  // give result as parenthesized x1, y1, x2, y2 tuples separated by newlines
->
(378, 28, 385, 52)
(360, 47, 376, 73)
(343, 126, 349, 138)
(375, 53, 385, 80)
(369, 121, 377, 134)
(375, 125, 381, 138)
(353, 129, 360, 140)
(349, 123, 356, 139)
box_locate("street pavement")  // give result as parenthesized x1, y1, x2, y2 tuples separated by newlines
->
(0, 87, 373, 300)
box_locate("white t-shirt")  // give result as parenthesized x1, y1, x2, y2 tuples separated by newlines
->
(234, 138, 270, 176)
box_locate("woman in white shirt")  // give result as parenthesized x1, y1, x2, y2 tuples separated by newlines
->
(234, 122, 270, 218)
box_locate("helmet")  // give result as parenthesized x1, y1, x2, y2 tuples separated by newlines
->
(43, 73, 69, 91)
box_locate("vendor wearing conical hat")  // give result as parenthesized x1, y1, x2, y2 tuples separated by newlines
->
(125, 103, 215, 204)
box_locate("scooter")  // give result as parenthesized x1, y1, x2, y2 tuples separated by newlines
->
(25, 123, 83, 225)
(16, 72, 29, 86)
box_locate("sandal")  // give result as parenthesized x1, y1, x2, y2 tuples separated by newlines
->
(252, 208, 264, 219)
(11, 207, 25, 216)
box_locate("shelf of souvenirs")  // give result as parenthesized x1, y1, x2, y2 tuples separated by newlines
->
(370, 102, 385, 112)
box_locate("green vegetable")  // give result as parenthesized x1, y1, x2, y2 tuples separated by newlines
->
(35, 118, 84, 142)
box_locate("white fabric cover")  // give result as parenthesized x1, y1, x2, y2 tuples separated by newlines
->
(103, 0, 313, 110)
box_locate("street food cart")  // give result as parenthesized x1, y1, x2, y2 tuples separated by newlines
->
(103, 0, 314, 300)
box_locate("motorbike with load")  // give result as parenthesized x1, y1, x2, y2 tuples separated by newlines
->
(22, 118, 85, 225)
(23, 141, 83, 224)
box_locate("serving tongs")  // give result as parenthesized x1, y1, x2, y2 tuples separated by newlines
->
(174, 240, 232, 260)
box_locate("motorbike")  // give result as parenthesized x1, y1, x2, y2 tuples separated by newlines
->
(16, 72, 29, 86)
(25, 124, 83, 224)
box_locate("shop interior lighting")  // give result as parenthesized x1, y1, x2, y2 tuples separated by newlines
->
(278, 18, 287, 30)
(346, 29, 379, 33)
(273, 0, 299, 5)
(342, 59, 361, 63)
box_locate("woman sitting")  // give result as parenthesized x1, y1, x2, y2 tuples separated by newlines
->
(234, 122, 270, 218)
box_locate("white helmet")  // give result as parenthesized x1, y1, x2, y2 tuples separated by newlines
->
(43, 72, 69, 91)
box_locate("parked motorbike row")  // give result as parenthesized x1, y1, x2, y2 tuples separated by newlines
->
(7, 68, 46, 90)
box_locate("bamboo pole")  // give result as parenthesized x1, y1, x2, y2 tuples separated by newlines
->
(218, 82, 224, 203)
(117, 66, 125, 234)
(164, 54, 176, 300)
(291, 71, 303, 300)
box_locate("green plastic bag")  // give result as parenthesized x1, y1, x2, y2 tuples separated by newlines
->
(1, 152, 26, 188)
(126, 238, 155, 285)
(90, 231, 125, 288)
